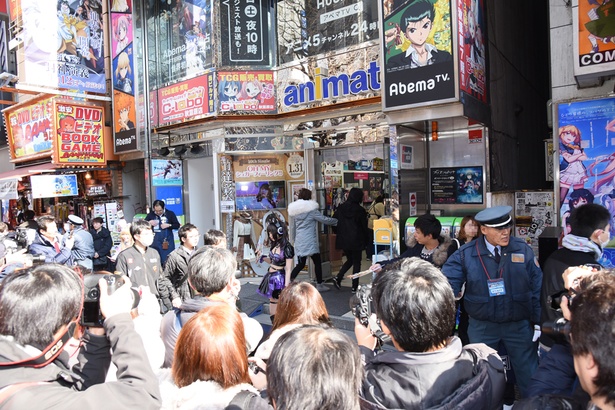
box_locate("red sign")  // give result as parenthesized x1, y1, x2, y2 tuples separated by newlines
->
(354, 172, 369, 180)
(157, 74, 215, 126)
(469, 129, 483, 144)
(4, 97, 54, 163)
(218, 71, 277, 113)
(55, 101, 105, 165)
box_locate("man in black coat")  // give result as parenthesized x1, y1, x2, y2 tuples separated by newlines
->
(528, 203, 611, 398)
(90, 217, 113, 271)
(332, 188, 369, 292)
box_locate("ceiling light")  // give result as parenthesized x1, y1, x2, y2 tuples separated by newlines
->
(174, 145, 187, 156)
(190, 144, 203, 154)
(85, 171, 92, 179)
(158, 147, 170, 156)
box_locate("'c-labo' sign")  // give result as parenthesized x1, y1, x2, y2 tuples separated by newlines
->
(282, 61, 381, 107)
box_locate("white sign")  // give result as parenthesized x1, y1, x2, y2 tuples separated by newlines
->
(409, 192, 417, 216)
(221, 200, 236, 213)
(0, 179, 18, 200)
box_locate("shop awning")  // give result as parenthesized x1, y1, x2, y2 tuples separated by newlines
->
(0, 163, 57, 181)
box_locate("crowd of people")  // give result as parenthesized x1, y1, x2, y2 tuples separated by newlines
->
(0, 194, 613, 409)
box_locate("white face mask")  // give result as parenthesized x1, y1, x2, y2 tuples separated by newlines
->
(64, 223, 71, 233)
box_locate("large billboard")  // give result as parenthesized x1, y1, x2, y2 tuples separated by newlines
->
(457, 0, 486, 103)
(380, 0, 456, 110)
(54, 101, 105, 165)
(574, 0, 615, 78)
(557, 97, 615, 267)
(277, 0, 379, 64)
(20, 0, 106, 93)
(156, 73, 215, 126)
(5, 97, 54, 162)
(217, 71, 276, 113)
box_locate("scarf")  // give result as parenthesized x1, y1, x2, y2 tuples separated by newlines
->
(561, 234, 602, 260)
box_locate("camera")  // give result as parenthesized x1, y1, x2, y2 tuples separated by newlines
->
(81, 273, 140, 327)
(349, 284, 390, 344)
(542, 318, 570, 338)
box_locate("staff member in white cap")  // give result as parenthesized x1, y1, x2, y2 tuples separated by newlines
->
(442, 205, 542, 399)
(63, 214, 95, 270)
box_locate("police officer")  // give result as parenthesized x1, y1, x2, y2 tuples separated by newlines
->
(442, 206, 542, 398)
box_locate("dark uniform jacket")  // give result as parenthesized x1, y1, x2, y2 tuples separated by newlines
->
(0, 314, 161, 409)
(90, 226, 113, 269)
(334, 201, 369, 251)
(442, 237, 543, 324)
(162, 245, 194, 302)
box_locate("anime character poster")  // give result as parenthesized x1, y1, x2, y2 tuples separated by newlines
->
(112, 43, 135, 95)
(455, 166, 483, 204)
(577, 0, 615, 71)
(111, 13, 133, 59)
(381, 0, 456, 109)
(217, 71, 277, 113)
(21, 0, 106, 94)
(558, 98, 615, 266)
(457, 0, 486, 102)
(155, 0, 213, 85)
(152, 159, 183, 186)
(109, 0, 131, 13)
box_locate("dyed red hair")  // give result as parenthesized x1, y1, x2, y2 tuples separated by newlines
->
(172, 304, 250, 389)
(272, 281, 331, 332)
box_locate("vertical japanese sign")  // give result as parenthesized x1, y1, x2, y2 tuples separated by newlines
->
(157, 73, 215, 125)
(557, 98, 615, 266)
(20, 0, 105, 93)
(5, 97, 54, 162)
(110, 1, 138, 154)
(218, 71, 276, 113)
(220, 0, 272, 66)
(54, 101, 105, 165)
(457, 0, 486, 103)
(380, 0, 456, 110)
(576, 0, 615, 75)
(279, 0, 379, 64)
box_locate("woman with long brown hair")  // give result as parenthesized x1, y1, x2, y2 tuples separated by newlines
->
(158, 304, 270, 409)
(255, 281, 332, 361)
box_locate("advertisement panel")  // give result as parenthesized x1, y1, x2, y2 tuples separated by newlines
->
(575, 1, 615, 77)
(154, 0, 213, 86)
(217, 71, 276, 113)
(152, 159, 183, 186)
(278, 0, 379, 64)
(5, 97, 54, 162)
(457, 0, 486, 103)
(380, 0, 456, 110)
(431, 166, 483, 204)
(21, 0, 105, 93)
(157, 73, 215, 125)
(233, 153, 304, 182)
(30, 174, 78, 198)
(557, 97, 615, 266)
(220, 0, 271, 66)
(54, 101, 105, 165)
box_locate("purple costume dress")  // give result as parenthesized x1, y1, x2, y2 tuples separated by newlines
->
(257, 242, 291, 299)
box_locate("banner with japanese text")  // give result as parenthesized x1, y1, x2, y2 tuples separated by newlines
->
(380, 0, 456, 110)
(157, 73, 215, 125)
(54, 101, 105, 165)
(5, 97, 54, 162)
(220, 0, 272, 66)
(278, 0, 379, 64)
(21, 0, 105, 93)
(218, 71, 276, 113)
(457, 0, 486, 103)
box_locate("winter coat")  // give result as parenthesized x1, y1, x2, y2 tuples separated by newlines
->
(334, 201, 369, 251)
(384, 235, 452, 268)
(158, 369, 271, 410)
(160, 296, 263, 368)
(64, 227, 95, 270)
(162, 246, 194, 302)
(145, 209, 181, 264)
(288, 199, 337, 257)
(0, 314, 161, 409)
(361, 337, 505, 410)
(90, 226, 113, 268)
(28, 232, 73, 265)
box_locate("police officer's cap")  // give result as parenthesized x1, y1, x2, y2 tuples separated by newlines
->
(67, 215, 84, 225)
(475, 206, 512, 228)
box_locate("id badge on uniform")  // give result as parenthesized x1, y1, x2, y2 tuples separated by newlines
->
(488, 278, 506, 297)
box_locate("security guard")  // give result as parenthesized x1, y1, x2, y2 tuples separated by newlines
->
(442, 205, 542, 398)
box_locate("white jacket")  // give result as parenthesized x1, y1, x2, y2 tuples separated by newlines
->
(287, 199, 337, 257)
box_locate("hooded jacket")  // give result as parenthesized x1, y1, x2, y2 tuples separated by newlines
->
(361, 338, 505, 410)
(287, 199, 337, 257)
(0, 314, 161, 409)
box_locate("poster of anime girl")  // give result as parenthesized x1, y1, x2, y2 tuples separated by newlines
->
(111, 13, 133, 59)
(577, 0, 615, 70)
(558, 97, 615, 266)
(381, 0, 456, 109)
(458, 0, 486, 102)
(112, 44, 134, 95)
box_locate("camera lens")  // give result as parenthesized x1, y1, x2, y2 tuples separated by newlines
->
(88, 287, 100, 300)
